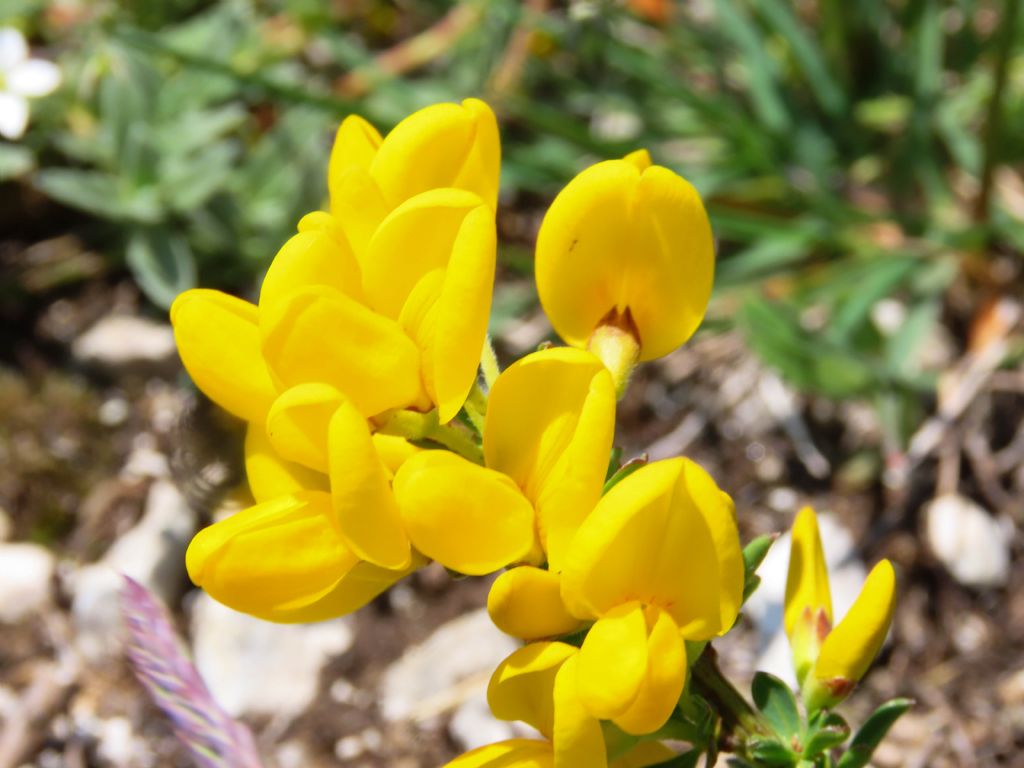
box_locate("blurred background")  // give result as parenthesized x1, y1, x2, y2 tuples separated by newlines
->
(0, 0, 1022, 766)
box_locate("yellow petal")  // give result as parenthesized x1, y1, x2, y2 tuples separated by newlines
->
(813, 559, 896, 687)
(488, 567, 585, 640)
(186, 490, 357, 618)
(484, 347, 615, 570)
(393, 451, 535, 575)
(363, 188, 489, 319)
(328, 400, 411, 570)
(561, 458, 740, 640)
(611, 608, 686, 735)
(261, 558, 421, 623)
(443, 740, 553, 768)
(552, 654, 607, 768)
(370, 99, 500, 210)
(371, 433, 422, 476)
(785, 506, 833, 683)
(265, 383, 345, 473)
(488, 641, 577, 738)
(259, 228, 363, 311)
(430, 204, 496, 422)
(452, 97, 501, 211)
(576, 602, 648, 719)
(170, 289, 276, 422)
(328, 113, 382, 197)
(535, 159, 714, 360)
(261, 285, 421, 418)
(784, 506, 833, 636)
(245, 423, 328, 503)
(327, 163, 390, 266)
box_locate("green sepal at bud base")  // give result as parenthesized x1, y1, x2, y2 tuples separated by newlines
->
(587, 309, 641, 398)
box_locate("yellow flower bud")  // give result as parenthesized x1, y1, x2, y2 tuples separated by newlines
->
(783, 506, 833, 684)
(535, 152, 714, 369)
(804, 559, 896, 711)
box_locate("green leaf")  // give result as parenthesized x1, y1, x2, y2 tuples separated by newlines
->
(836, 698, 913, 768)
(804, 724, 850, 758)
(749, 737, 797, 766)
(126, 229, 197, 309)
(603, 455, 648, 494)
(743, 534, 776, 577)
(752, 672, 803, 741)
(0, 143, 34, 181)
(34, 169, 162, 224)
(742, 534, 775, 601)
(756, 0, 845, 116)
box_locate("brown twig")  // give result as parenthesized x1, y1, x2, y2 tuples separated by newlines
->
(334, 3, 482, 98)
(486, 0, 550, 104)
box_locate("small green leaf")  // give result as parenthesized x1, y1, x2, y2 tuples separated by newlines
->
(749, 737, 797, 766)
(743, 534, 776, 577)
(603, 455, 648, 494)
(126, 229, 197, 309)
(836, 698, 913, 768)
(752, 672, 803, 740)
(0, 143, 34, 181)
(804, 724, 850, 757)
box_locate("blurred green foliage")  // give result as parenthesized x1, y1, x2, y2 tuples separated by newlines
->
(2, 0, 1022, 452)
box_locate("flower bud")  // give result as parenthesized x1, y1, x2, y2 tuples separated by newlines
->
(803, 559, 896, 712)
(535, 150, 714, 373)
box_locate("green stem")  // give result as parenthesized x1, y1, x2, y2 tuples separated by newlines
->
(975, 0, 1021, 230)
(377, 410, 484, 464)
(691, 647, 768, 749)
(481, 336, 501, 391)
(462, 382, 488, 436)
(423, 421, 484, 464)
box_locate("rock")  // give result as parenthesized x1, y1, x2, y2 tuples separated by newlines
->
(70, 479, 196, 659)
(448, 690, 522, 752)
(925, 493, 1012, 587)
(72, 314, 176, 373)
(191, 592, 352, 719)
(0, 543, 56, 623)
(334, 728, 383, 761)
(743, 512, 867, 686)
(378, 608, 519, 724)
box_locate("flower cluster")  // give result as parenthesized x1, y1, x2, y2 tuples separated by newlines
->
(172, 99, 900, 767)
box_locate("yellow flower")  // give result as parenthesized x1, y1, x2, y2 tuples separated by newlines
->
(443, 643, 676, 768)
(482, 347, 616, 640)
(783, 507, 896, 711)
(172, 99, 500, 439)
(560, 458, 743, 735)
(185, 490, 419, 623)
(784, 506, 833, 684)
(328, 98, 499, 261)
(534, 150, 714, 386)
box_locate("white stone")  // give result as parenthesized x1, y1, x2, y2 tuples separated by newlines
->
(191, 592, 352, 719)
(378, 608, 519, 723)
(70, 480, 195, 659)
(743, 512, 868, 686)
(0, 543, 55, 623)
(925, 493, 1012, 587)
(72, 314, 176, 369)
(448, 690, 520, 752)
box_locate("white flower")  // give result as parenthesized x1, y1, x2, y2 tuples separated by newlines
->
(0, 27, 61, 141)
